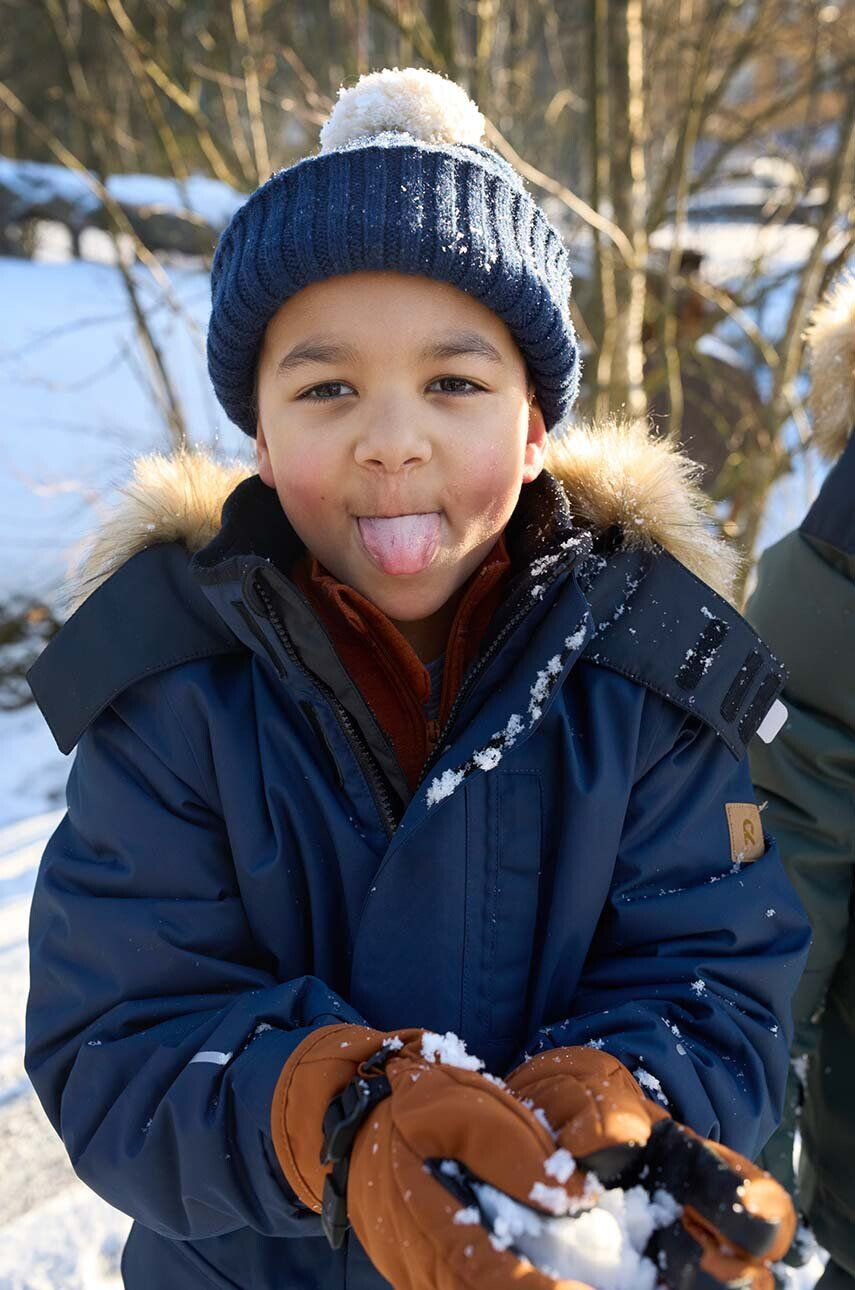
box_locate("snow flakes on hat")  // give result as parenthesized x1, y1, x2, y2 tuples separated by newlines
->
(319, 66, 485, 153)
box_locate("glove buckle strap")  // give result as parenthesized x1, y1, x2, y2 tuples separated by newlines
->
(320, 1046, 394, 1250)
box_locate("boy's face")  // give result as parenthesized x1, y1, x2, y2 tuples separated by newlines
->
(255, 270, 547, 641)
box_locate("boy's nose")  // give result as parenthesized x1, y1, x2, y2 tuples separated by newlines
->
(353, 412, 432, 473)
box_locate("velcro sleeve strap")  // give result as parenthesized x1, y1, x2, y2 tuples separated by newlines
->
(579, 546, 787, 759)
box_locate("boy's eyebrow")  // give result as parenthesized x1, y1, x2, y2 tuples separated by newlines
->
(419, 331, 503, 364)
(275, 330, 503, 376)
(275, 339, 360, 375)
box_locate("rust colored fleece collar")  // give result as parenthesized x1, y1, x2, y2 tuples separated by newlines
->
(291, 532, 512, 794)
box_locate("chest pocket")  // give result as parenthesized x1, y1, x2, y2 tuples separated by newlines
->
(463, 769, 543, 1062)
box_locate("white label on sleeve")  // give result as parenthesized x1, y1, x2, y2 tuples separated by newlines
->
(756, 698, 787, 744)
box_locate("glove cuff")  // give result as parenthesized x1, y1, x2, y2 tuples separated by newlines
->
(271, 1023, 389, 1210)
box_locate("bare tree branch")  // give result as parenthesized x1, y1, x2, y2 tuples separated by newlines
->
(483, 116, 636, 265)
(230, 0, 271, 185)
(96, 0, 245, 188)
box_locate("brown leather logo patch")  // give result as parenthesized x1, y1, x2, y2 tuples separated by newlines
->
(725, 802, 765, 863)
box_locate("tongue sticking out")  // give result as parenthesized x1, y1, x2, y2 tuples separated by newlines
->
(357, 513, 441, 575)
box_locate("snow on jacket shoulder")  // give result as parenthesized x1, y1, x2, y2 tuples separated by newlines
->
(25, 418, 810, 1290)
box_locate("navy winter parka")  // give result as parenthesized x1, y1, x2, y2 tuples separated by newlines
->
(25, 422, 810, 1290)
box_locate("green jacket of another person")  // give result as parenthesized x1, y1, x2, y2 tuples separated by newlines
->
(745, 275, 855, 1274)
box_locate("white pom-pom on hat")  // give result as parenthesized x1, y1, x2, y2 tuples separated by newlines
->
(319, 66, 485, 154)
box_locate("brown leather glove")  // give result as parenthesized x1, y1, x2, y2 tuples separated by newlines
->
(271, 1023, 597, 1290)
(506, 1046, 797, 1290)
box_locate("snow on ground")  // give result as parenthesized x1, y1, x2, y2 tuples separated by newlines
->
(0, 811, 62, 1102)
(0, 155, 245, 233)
(0, 706, 72, 830)
(0, 224, 249, 609)
(0, 1186, 130, 1290)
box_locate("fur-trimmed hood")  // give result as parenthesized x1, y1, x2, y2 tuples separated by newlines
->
(804, 270, 855, 462)
(67, 416, 741, 614)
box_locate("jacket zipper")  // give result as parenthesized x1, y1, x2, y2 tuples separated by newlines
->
(253, 550, 573, 828)
(252, 573, 400, 840)
(415, 553, 575, 786)
(425, 717, 441, 759)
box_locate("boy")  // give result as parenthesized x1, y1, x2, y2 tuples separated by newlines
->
(25, 68, 807, 1289)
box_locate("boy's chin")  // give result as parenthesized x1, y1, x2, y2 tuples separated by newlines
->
(359, 577, 454, 623)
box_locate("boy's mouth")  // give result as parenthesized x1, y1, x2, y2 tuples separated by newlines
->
(356, 513, 441, 576)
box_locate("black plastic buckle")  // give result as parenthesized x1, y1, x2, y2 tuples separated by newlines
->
(321, 1157, 352, 1251)
(319, 1046, 395, 1249)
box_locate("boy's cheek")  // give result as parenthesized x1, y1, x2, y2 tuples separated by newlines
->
(269, 448, 339, 519)
(447, 456, 520, 533)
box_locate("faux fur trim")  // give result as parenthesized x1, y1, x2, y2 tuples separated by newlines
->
(546, 418, 741, 604)
(67, 418, 739, 613)
(804, 271, 855, 462)
(67, 449, 253, 614)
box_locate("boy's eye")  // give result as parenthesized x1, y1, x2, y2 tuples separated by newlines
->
(299, 381, 354, 401)
(430, 376, 484, 395)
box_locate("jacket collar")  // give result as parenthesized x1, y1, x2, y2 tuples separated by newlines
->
(187, 468, 594, 820)
(290, 531, 513, 795)
(64, 417, 741, 619)
(190, 464, 596, 686)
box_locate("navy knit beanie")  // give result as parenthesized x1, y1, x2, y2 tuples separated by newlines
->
(206, 66, 581, 437)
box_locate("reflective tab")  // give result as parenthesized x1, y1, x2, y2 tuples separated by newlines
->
(756, 698, 788, 744)
(738, 671, 783, 745)
(189, 1050, 233, 1066)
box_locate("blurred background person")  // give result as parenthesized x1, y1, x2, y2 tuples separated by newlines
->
(746, 273, 855, 1290)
